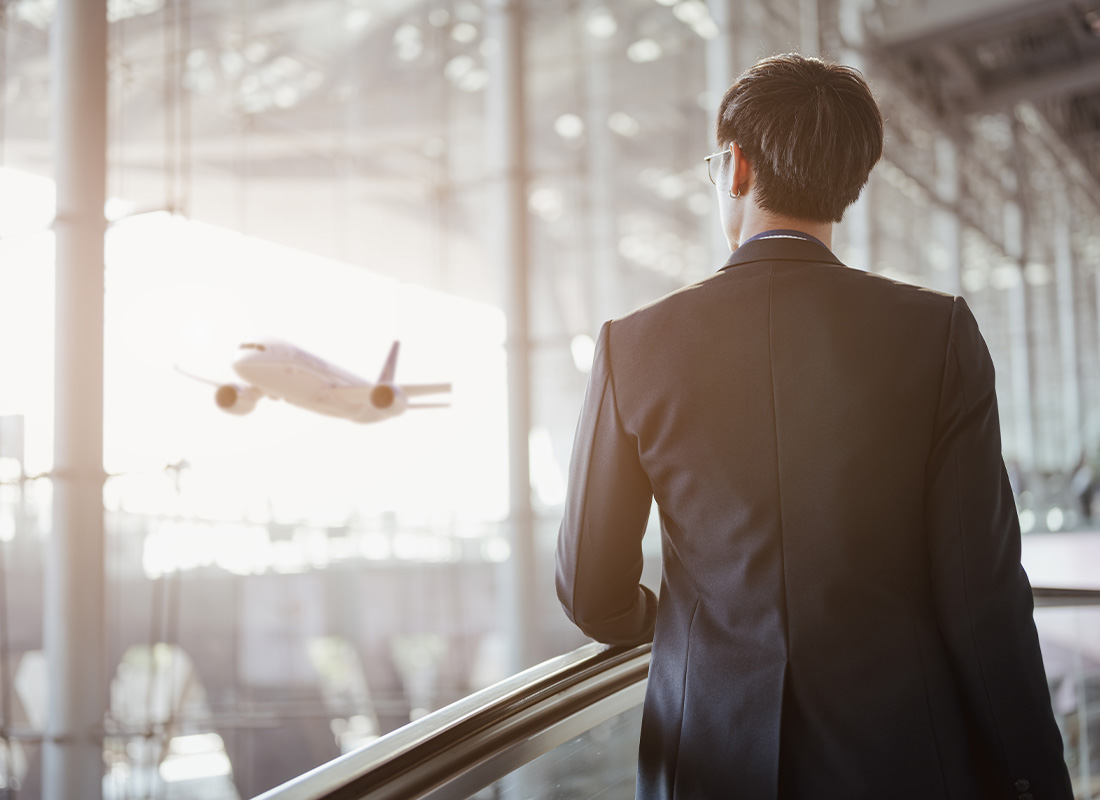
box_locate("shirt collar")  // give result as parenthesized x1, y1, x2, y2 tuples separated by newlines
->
(740, 228, 828, 248)
(719, 229, 844, 272)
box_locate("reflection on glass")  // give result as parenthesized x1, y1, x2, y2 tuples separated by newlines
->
(465, 704, 643, 800)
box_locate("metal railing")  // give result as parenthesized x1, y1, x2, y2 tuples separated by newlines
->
(254, 642, 650, 800)
(256, 587, 1100, 800)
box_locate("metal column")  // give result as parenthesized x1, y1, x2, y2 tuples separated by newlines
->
(484, 0, 537, 673)
(1053, 185, 1082, 466)
(705, 0, 743, 261)
(933, 133, 962, 295)
(800, 0, 820, 57)
(45, 0, 108, 797)
(584, 2, 620, 327)
(838, 0, 873, 272)
(1003, 198, 1035, 470)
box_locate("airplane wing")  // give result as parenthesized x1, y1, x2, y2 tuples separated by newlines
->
(174, 364, 224, 387)
(400, 383, 452, 397)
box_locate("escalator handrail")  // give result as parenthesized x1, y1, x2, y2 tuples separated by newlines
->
(1032, 586, 1100, 606)
(253, 641, 652, 800)
(255, 585, 1099, 799)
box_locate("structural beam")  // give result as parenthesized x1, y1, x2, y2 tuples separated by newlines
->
(484, 0, 537, 674)
(584, 2, 621, 327)
(1003, 198, 1035, 470)
(705, 0, 740, 263)
(962, 57, 1100, 115)
(839, 0, 873, 272)
(874, 0, 1076, 50)
(1052, 185, 1082, 467)
(45, 0, 108, 797)
(932, 133, 962, 295)
(799, 0, 819, 58)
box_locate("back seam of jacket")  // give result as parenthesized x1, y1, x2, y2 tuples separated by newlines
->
(765, 265, 791, 798)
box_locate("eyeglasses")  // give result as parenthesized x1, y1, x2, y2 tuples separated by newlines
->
(704, 149, 730, 185)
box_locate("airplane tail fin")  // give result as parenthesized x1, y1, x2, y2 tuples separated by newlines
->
(377, 341, 399, 384)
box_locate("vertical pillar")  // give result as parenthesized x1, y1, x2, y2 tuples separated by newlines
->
(45, 0, 108, 797)
(1004, 199, 1035, 471)
(800, 0, 819, 57)
(583, 2, 619, 328)
(484, 0, 537, 673)
(838, 0, 872, 272)
(705, 0, 741, 262)
(1052, 186, 1081, 466)
(933, 133, 962, 295)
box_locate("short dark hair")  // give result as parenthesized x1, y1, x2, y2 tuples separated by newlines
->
(715, 53, 883, 223)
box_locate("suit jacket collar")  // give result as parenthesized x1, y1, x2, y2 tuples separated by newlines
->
(719, 236, 846, 272)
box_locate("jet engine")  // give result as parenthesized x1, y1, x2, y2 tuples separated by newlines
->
(214, 384, 262, 415)
(369, 383, 408, 413)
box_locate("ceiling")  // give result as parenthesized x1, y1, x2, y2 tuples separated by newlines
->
(869, 0, 1100, 193)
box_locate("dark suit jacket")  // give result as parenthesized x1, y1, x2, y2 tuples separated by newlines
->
(555, 236, 1072, 799)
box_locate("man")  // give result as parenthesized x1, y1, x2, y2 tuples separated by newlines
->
(555, 54, 1071, 799)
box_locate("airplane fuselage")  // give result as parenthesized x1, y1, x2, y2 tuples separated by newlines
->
(231, 341, 399, 423)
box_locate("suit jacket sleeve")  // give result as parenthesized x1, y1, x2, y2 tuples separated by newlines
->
(556, 320, 657, 646)
(925, 297, 1072, 797)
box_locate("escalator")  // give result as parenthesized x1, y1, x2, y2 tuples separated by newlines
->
(256, 588, 1100, 800)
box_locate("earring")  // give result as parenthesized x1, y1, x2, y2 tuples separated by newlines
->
(729, 186, 740, 198)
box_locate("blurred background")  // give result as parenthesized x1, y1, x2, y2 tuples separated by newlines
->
(2, 0, 1100, 796)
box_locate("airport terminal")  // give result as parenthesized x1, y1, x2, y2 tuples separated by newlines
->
(1, 0, 1100, 796)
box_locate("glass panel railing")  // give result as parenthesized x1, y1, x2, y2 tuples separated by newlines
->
(1034, 589, 1100, 799)
(462, 703, 643, 800)
(257, 588, 1100, 800)
(253, 642, 650, 800)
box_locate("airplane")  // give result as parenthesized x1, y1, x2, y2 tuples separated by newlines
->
(176, 338, 451, 424)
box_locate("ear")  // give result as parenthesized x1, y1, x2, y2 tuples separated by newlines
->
(729, 142, 752, 197)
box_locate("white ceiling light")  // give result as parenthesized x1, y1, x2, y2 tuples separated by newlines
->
(456, 69, 489, 93)
(990, 262, 1022, 290)
(554, 113, 585, 140)
(671, 1, 720, 38)
(451, 22, 479, 43)
(220, 50, 245, 79)
(607, 111, 639, 137)
(691, 18, 719, 38)
(961, 270, 987, 293)
(345, 8, 371, 32)
(244, 41, 270, 64)
(672, 1, 705, 24)
(273, 86, 301, 109)
(444, 55, 475, 83)
(1023, 261, 1051, 286)
(108, 0, 164, 23)
(394, 24, 424, 61)
(585, 8, 618, 38)
(528, 187, 564, 222)
(627, 39, 662, 63)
